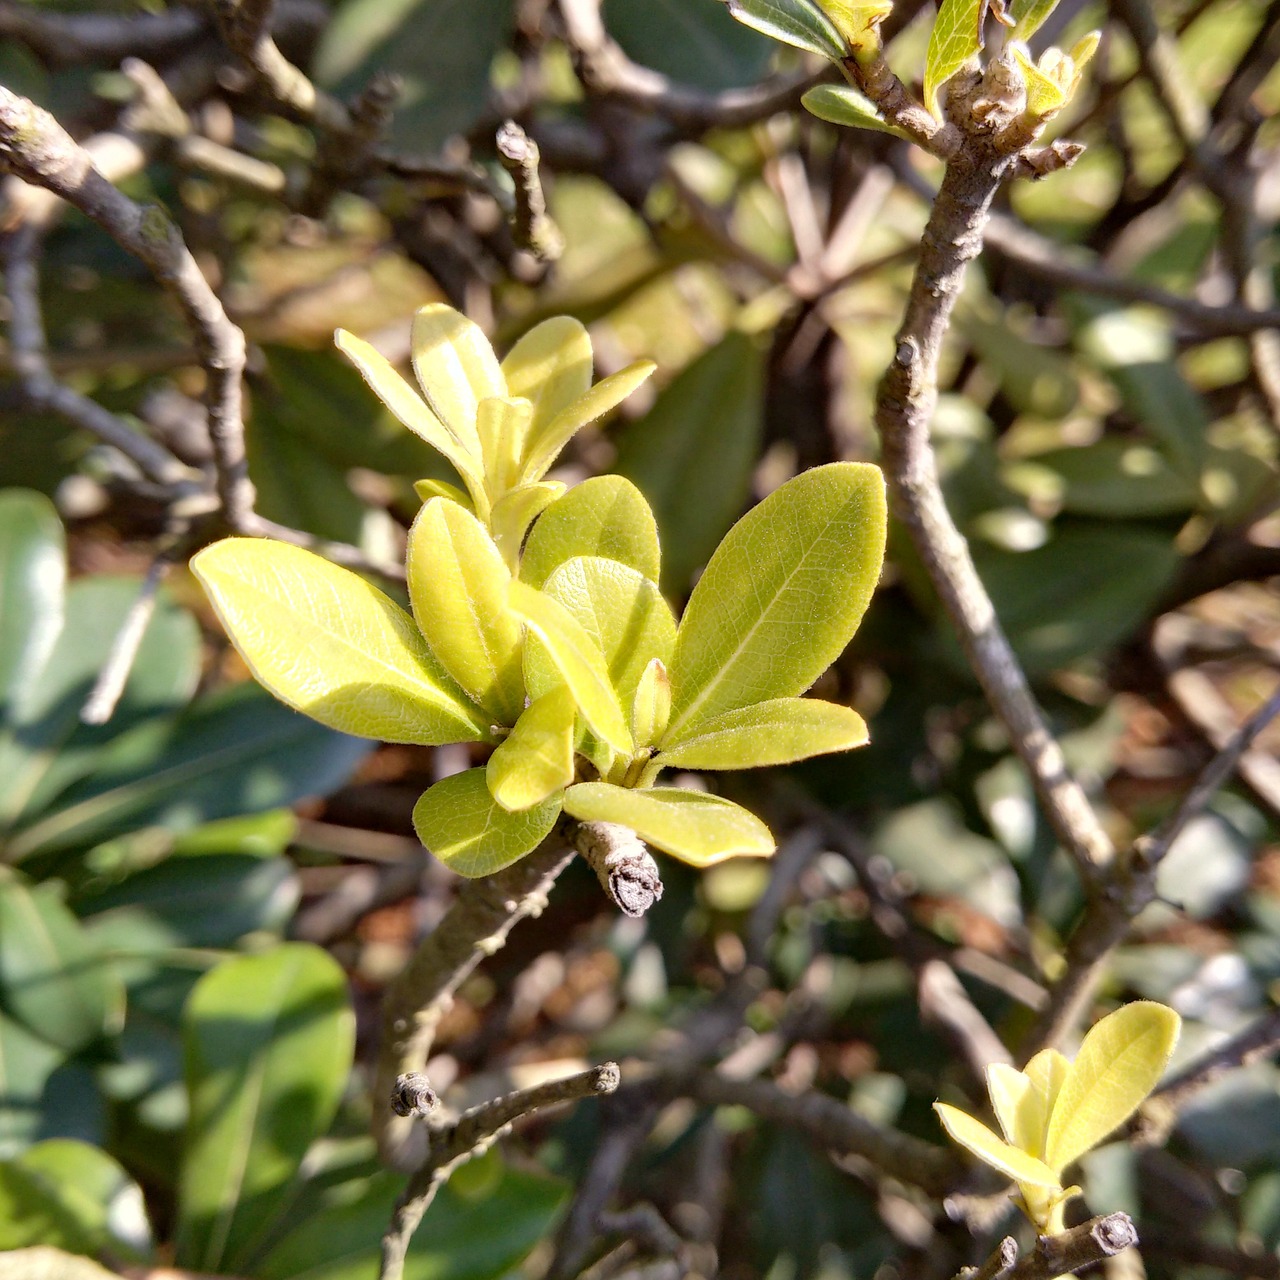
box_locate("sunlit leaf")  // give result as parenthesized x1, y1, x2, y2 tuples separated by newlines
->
(407, 499, 526, 725)
(562, 783, 774, 866)
(665, 462, 886, 743)
(413, 767, 562, 877)
(477, 396, 533, 500)
(192, 539, 489, 745)
(520, 360, 655, 484)
(501, 316, 594, 433)
(486, 686, 576, 812)
(987, 1062, 1045, 1157)
(509, 581, 632, 755)
(631, 658, 671, 749)
(490, 481, 566, 570)
(1024, 1047, 1071, 1125)
(411, 304, 503, 456)
(414, 477, 473, 509)
(802, 84, 907, 136)
(177, 944, 354, 1274)
(1011, 44, 1068, 117)
(1009, 0, 1058, 39)
(656, 697, 868, 770)
(334, 329, 485, 500)
(814, 0, 892, 52)
(933, 1104, 1062, 1188)
(1044, 1002, 1180, 1173)
(724, 0, 846, 61)
(924, 0, 984, 115)
(520, 475, 661, 589)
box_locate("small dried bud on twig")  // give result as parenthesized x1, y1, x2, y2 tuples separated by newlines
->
(576, 821, 664, 918)
(391, 1072, 439, 1118)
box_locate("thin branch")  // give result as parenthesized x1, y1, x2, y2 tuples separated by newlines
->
(956, 1236, 1018, 1280)
(1005, 1214, 1138, 1280)
(577, 820, 663, 917)
(496, 121, 564, 263)
(0, 86, 253, 527)
(379, 1063, 620, 1280)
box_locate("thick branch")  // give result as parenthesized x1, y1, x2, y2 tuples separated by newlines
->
(1005, 1214, 1138, 1280)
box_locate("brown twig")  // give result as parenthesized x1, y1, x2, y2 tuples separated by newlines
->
(496, 121, 564, 263)
(1006, 1214, 1138, 1280)
(379, 1063, 620, 1280)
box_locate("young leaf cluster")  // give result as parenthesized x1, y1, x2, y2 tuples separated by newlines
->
(193, 306, 888, 882)
(935, 1002, 1181, 1233)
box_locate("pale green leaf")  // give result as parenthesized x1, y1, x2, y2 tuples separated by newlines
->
(520, 475, 661, 589)
(407, 499, 525, 725)
(477, 395, 533, 497)
(987, 1063, 1046, 1157)
(1044, 1001, 1180, 1173)
(520, 359, 655, 484)
(815, 0, 892, 50)
(933, 1104, 1063, 1188)
(631, 658, 671, 749)
(562, 783, 774, 866)
(657, 697, 867, 770)
(490, 481, 566, 570)
(191, 538, 489, 745)
(410, 303, 504, 456)
(177, 944, 353, 1274)
(413, 767, 562, 877)
(924, 0, 984, 115)
(665, 462, 886, 743)
(802, 84, 908, 137)
(1011, 44, 1068, 118)
(1009, 0, 1059, 39)
(334, 329, 484, 498)
(1024, 1047, 1071, 1124)
(413, 477, 473, 508)
(501, 316, 594, 434)
(509, 580, 632, 755)
(486, 686, 576, 812)
(725, 0, 847, 61)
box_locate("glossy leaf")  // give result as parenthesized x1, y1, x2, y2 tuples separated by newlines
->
(562, 783, 774, 865)
(0, 491, 64, 731)
(614, 332, 763, 591)
(193, 537, 489, 745)
(656, 697, 868, 770)
(631, 658, 671, 750)
(520, 360, 656, 484)
(489, 482, 565, 569)
(501, 316, 593, 433)
(334, 329, 485, 498)
(0, 870, 122, 1053)
(0, 1139, 151, 1257)
(1044, 1002, 1180, 1173)
(933, 1104, 1061, 1188)
(510, 580, 633, 754)
(520, 475, 661, 589)
(407, 499, 525, 723)
(0, 1011, 62, 1157)
(477, 396, 532, 498)
(486, 686, 576, 812)
(666, 462, 886, 743)
(924, 0, 984, 115)
(410, 304, 502, 456)
(413, 767, 562, 877)
(802, 84, 906, 137)
(725, 0, 846, 61)
(177, 944, 355, 1274)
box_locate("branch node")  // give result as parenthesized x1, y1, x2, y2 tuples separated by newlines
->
(576, 821, 664, 917)
(391, 1073, 440, 1119)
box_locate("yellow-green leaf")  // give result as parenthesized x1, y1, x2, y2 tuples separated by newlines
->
(987, 1063, 1046, 1157)
(631, 658, 671, 749)
(1009, 0, 1058, 39)
(520, 475, 661, 589)
(802, 84, 909, 137)
(1024, 1047, 1071, 1128)
(933, 1104, 1062, 1188)
(509, 580, 632, 755)
(562, 783, 774, 866)
(924, 0, 984, 116)
(520, 359, 655, 484)
(406, 499, 525, 725)
(490, 481, 566, 570)
(413, 768, 562, 877)
(334, 329, 484, 498)
(191, 538, 488, 745)
(1044, 1001, 1180, 1173)
(1011, 44, 1068, 118)
(501, 316, 594, 433)
(477, 396, 533, 497)
(815, 0, 892, 52)
(657, 697, 868, 770)
(486, 686, 576, 812)
(414, 477, 473, 509)
(410, 304, 504, 457)
(665, 462, 886, 743)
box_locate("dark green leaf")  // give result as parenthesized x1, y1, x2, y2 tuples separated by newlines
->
(0, 1011, 62, 1158)
(802, 84, 905, 136)
(176, 943, 355, 1274)
(614, 332, 765, 591)
(725, 0, 846, 61)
